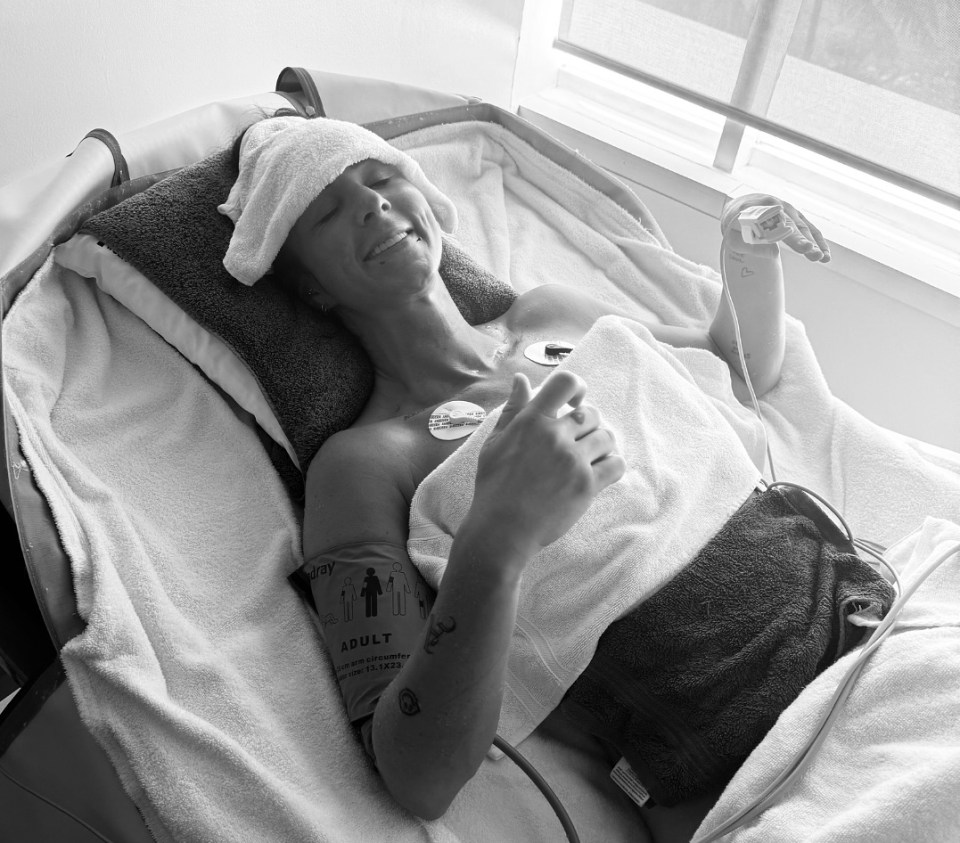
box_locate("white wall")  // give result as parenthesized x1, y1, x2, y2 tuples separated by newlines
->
(1, 0, 524, 187)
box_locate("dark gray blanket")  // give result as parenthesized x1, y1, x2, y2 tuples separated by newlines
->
(560, 485, 896, 807)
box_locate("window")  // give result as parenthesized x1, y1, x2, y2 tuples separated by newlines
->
(557, 0, 960, 205)
(514, 0, 960, 296)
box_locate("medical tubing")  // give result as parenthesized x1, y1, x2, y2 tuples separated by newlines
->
(768, 480, 853, 542)
(493, 734, 581, 843)
(718, 233, 777, 481)
(2, 734, 575, 842)
(0, 761, 119, 843)
(767, 481, 901, 597)
(722, 221, 902, 597)
(722, 214, 898, 588)
(691, 540, 960, 843)
(0, 730, 578, 843)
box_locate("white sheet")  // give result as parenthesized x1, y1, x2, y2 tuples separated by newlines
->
(5, 118, 960, 843)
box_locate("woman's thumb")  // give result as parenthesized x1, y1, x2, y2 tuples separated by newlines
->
(495, 373, 532, 430)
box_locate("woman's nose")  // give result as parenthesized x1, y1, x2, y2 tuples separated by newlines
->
(357, 187, 390, 223)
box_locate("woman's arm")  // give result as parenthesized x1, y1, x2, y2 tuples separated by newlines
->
(306, 371, 624, 819)
(526, 194, 829, 396)
(371, 517, 526, 819)
(709, 193, 831, 395)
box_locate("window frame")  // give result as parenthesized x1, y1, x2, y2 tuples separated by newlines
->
(512, 0, 960, 306)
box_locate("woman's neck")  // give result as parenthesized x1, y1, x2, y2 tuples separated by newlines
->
(336, 281, 508, 411)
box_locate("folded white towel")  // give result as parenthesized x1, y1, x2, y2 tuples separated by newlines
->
(408, 315, 764, 746)
(219, 116, 458, 285)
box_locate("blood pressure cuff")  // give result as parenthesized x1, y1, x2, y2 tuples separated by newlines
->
(301, 541, 434, 726)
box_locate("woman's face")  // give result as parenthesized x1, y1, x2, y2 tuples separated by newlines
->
(281, 159, 443, 313)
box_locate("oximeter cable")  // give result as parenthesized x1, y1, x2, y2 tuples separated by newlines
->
(719, 236, 778, 482)
(0, 732, 582, 843)
(494, 734, 581, 843)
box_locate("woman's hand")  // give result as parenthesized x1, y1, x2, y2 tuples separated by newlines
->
(722, 193, 831, 263)
(468, 370, 626, 561)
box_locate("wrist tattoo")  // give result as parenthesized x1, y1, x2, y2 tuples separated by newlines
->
(423, 614, 457, 655)
(398, 688, 421, 716)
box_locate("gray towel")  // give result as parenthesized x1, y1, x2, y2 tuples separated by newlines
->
(80, 147, 516, 496)
(559, 485, 896, 807)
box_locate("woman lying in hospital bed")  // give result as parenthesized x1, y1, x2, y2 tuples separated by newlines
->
(221, 114, 894, 835)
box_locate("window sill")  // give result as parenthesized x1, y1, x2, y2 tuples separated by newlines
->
(517, 74, 960, 328)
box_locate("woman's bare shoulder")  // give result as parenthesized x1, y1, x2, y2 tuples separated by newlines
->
(308, 423, 400, 471)
(504, 283, 615, 330)
(511, 282, 598, 309)
(304, 423, 413, 554)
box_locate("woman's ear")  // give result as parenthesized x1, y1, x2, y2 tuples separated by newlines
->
(302, 286, 336, 313)
(293, 266, 335, 312)
(273, 245, 333, 311)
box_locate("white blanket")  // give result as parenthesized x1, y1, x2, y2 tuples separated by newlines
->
(5, 118, 960, 843)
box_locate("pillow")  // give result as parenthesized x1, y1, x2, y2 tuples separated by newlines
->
(56, 145, 517, 491)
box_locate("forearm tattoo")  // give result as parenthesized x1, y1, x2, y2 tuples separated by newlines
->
(423, 614, 457, 655)
(398, 688, 421, 716)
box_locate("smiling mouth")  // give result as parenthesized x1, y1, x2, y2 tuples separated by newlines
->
(366, 230, 412, 261)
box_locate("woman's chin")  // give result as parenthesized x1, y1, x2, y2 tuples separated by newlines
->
(373, 235, 440, 280)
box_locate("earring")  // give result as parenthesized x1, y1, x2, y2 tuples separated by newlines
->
(305, 289, 328, 313)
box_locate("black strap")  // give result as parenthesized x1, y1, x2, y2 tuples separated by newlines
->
(273, 90, 308, 116)
(2, 396, 85, 652)
(0, 659, 67, 755)
(71, 128, 130, 188)
(275, 66, 326, 118)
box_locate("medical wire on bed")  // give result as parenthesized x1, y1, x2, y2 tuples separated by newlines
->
(719, 251, 778, 485)
(494, 734, 582, 843)
(0, 721, 582, 843)
(0, 762, 119, 843)
(689, 208, 960, 842)
(0, 723, 581, 843)
(720, 212, 903, 593)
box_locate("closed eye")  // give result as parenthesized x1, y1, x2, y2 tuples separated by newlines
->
(315, 206, 337, 226)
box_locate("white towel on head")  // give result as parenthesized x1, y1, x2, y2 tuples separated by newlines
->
(219, 116, 458, 286)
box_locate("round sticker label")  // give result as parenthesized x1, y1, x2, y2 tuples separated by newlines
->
(428, 400, 487, 441)
(524, 340, 576, 366)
